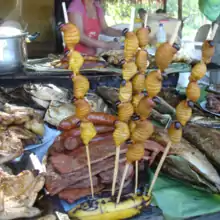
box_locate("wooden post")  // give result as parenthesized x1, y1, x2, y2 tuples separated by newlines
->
(178, 0, 183, 38)
(163, 0, 167, 13)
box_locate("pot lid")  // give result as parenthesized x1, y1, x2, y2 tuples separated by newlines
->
(0, 26, 24, 37)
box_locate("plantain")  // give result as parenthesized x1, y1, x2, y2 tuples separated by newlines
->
(68, 194, 151, 220)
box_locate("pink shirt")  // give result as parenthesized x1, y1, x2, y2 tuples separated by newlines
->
(68, 0, 104, 20)
(67, 0, 104, 55)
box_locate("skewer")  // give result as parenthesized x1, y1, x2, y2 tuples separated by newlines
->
(117, 143, 145, 203)
(112, 146, 120, 196)
(112, 121, 130, 196)
(134, 161, 138, 194)
(144, 13, 148, 28)
(61, 2, 69, 49)
(62, 2, 69, 23)
(112, 6, 135, 198)
(129, 7, 136, 32)
(117, 163, 129, 204)
(147, 22, 182, 196)
(85, 145, 94, 197)
(147, 141, 172, 196)
(209, 23, 219, 40)
(169, 21, 181, 45)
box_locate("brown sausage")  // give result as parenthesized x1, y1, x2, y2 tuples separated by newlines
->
(58, 113, 117, 131)
(87, 112, 117, 126)
(64, 136, 82, 151)
(58, 115, 80, 131)
(61, 125, 114, 139)
(64, 132, 113, 150)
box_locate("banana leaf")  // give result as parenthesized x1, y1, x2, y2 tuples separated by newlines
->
(150, 169, 220, 220)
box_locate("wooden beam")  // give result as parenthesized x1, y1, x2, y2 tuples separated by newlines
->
(163, 0, 167, 13)
(178, 0, 183, 38)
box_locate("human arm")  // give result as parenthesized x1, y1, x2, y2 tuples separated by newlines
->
(68, 12, 120, 49)
(99, 17, 122, 37)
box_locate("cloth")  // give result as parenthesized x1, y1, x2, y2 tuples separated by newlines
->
(25, 125, 61, 162)
(68, 0, 103, 55)
(199, 0, 220, 21)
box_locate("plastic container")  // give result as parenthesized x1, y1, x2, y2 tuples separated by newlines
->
(156, 23, 167, 46)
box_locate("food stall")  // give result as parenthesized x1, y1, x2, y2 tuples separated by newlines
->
(0, 1, 220, 220)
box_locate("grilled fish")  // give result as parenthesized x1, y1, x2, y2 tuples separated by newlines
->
(189, 116, 220, 129)
(152, 129, 220, 190)
(162, 156, 219, 193)
(183, 124, 220, 170)
(24, 83, 71, 102)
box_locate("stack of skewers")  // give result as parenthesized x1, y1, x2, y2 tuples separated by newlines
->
(116, 13, 182, 203)
(147, 23, 218, 196)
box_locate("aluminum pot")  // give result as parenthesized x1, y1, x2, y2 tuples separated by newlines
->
(0, 27, 40, 74)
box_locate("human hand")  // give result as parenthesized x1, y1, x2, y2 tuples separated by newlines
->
(105, 41, 121, 50)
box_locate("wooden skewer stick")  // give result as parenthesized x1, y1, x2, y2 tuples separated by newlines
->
(210, 23, 219, 41)
(129, 7, 136, 32)
(117, 163, 130, 204)
(144, 13, 148, 28)
(147, 141, 172, 196)
(85, 145, 94, 198)
(112, 146, 120, 196)
(62, 2, 69, 23)
(61, 2, 69, 49)
(169, 21, 181, 45)
(134, 161, 138, 194)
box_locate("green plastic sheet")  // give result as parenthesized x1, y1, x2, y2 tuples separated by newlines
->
(149, 170, 220, 220)
(199, 0, 220, 21)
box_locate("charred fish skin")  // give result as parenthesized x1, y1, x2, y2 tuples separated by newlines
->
(153, 96, 176, 116)
(189, 116, 220, 129)
(151, 129, 220, 190)
(183, 124, 220, 170)
(24, 83, 71, 102)
(149, 109, 172, 126)
(161, 156, 219, 193)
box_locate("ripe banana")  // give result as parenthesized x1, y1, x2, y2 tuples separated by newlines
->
(68, 194, 151, 220)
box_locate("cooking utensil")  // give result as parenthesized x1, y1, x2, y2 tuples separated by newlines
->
(0, 27, 40, 74)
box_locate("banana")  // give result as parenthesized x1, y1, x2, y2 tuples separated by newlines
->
(68, 194, 151, 220)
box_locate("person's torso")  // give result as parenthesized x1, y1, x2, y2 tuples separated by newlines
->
(75, 1, 102, 55)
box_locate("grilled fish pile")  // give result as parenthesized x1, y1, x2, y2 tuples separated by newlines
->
(0, 166, 45, 220)
(151, 129, 220, 193)
(0, 104, 44, 164)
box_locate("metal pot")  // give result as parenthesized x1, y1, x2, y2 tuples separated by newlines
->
(0, 28, 40, 74)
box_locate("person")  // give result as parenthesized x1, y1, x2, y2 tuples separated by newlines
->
(137, 8, 146, 22)
(155, 9, 165, 14)
(68, 0, 124, 55)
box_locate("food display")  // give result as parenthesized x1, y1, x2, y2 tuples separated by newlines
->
(0, 104, 44, 164)
(206, 93, 220, 114)
(111, 28, 139, 197)
(148, 22, 218, 196)
(60, 21, 100, 197)
(0, 167, 45, 220)
(1, 3, 220, 219)
(152, 129, 220, 193)
(116, 19, 160, 203)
